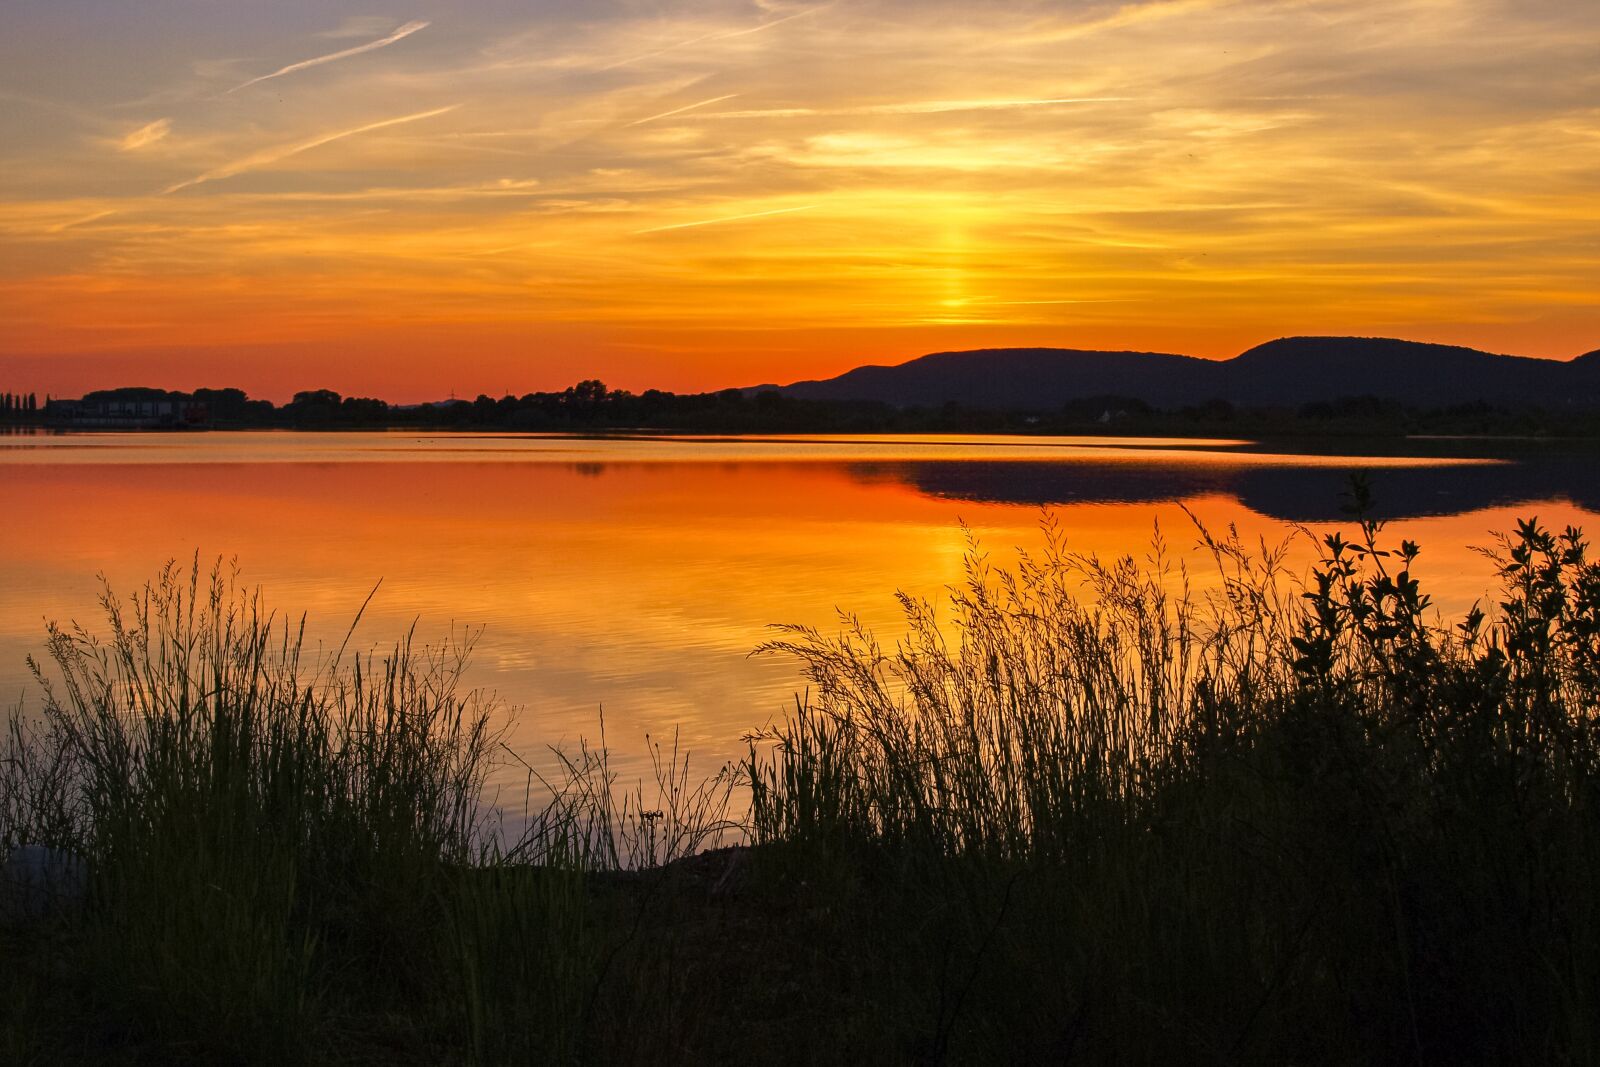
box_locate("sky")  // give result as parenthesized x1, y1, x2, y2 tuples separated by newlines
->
(2, 0, 1597, 401)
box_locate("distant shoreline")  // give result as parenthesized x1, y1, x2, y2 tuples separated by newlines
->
(7, 422, 1600, 445)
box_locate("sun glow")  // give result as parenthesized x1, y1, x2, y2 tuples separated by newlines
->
(1, 1, 1597, 399)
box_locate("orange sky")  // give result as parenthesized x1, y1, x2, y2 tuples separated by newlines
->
(2, 0, 1598, 401)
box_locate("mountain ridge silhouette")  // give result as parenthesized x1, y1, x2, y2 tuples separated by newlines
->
(752, 336, 1600, 410)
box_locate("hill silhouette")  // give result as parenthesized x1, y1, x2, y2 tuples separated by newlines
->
(758, 337, 1600, 411)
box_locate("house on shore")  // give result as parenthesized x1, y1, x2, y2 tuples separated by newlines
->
(46, 389, 209, 429)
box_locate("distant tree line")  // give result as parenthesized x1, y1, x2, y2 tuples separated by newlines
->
(35, 382, 1600, 437)
(0, 391, 42, 420)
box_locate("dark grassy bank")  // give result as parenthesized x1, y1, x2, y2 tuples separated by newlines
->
(4, 494, 1599, 1064)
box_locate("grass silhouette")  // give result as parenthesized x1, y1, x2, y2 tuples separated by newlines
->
(4, 490, 1598, 1062)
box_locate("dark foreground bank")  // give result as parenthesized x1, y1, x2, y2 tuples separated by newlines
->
(4, 495, 1599, 1064)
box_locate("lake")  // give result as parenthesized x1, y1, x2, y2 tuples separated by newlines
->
(3, 430, 1597, 792)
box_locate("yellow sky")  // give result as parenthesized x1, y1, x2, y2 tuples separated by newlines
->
(2, 0, 1597, 399)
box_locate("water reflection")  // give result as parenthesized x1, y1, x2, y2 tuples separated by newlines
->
(849, 447, 1600, 520)
(1, 433, 1596, 785)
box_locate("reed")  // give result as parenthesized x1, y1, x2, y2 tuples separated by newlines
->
(3, 494, 1598, 1063)
(0, 561, 733, 1062)
(743, 490, 1600, 1061)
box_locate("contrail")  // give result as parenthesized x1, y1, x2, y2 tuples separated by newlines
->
(50, 210, 118, 233)
(627, 94, 740, 127)
(163, 105, 458, 194)
(229, 19, 431, 93)
(635, 204, 816, 235)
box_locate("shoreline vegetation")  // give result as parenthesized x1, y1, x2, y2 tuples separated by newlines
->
(8, 383, 1600, 441)
(6, 337, 1600, 439)
(5, 489, 1600, 1063)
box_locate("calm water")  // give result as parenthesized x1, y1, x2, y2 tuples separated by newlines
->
(3, 430, 1597, 787)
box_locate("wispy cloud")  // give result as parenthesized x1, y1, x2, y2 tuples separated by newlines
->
(706, 97, 1132, 120)
(231, 178, 545, 203)
(1030, 0, 1242, 43)
(627, 94, 741, 127)
(635, 204, 816, 235)
(119, 119, 172, 151)
(7, 0, 1600, 379)
(599, 7, 822, 71)
(228, 20, 432, 93)
(163, 105, 458, 194)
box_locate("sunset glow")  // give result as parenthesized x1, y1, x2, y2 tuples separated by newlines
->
(3, 0, 1597, 399)
(3, 435, 1586, 775)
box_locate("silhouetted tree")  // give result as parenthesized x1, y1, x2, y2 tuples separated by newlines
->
(285, 389, 342, 424)
(340, 396, 390, 422)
